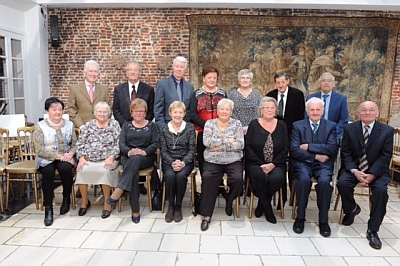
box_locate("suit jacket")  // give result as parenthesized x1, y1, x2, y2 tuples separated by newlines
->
(112, 81, 155, 126)
(290, 118, 338, 169)
(266, 86, 305, 136)
(154, 75, 194, 127)
(67, 81, 111, 128)
(307, 91, 349, 142)
(341, 121, 393, 178)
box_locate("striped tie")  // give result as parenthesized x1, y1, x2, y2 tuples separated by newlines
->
(358, 125, 370, 172)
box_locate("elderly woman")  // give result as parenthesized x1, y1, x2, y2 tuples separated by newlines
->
(75, 102, 121, 219)
(200, 98, 244, 231)
(190, 65, 227, 175)
(159, 101, 196, 223)
(228, 69, 262, 135)
(33, 97, 77, 226)
(246, 96, 289, 223)
(107, 98, 159, 224)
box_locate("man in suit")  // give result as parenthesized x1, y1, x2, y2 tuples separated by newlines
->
(337, 101, 394, 249)
(291, 97, 338, 237)
(112, 61, 155, 127)
(67, 60, 111, 129)
(266, 72, 305, 207)
(307, 72, 349, 143)
(154, 56, 194, 128)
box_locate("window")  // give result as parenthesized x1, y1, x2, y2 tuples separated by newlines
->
(0, 32, 25, 115)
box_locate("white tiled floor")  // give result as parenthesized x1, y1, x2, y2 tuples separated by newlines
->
(1, 184, 400, 266)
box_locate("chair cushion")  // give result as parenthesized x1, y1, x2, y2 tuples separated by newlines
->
(0, 162, 5, 172)
(393, 155, 400, 164)
(5, 160, 36, 173)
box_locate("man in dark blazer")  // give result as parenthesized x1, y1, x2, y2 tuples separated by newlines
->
(154, 56, 194, 128)
(266, 72, 305, 207)
(307, 72, 349, 143)
(291, 97, 338, 237)
(112, 61, 155, 127)
(337, 101, 394, 250)
(67, 60, 111, 128)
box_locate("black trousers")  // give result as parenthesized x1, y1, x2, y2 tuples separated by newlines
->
(200, 161, 243, 217)
(337, 169, 389, 232)
(38, 161, 74, 207)
(196, 131, 205, 176)
(162, 162, 194, 206)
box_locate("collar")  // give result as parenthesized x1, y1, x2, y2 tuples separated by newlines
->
(128, 81, 140, 89)
(362, 121, 375, 130)
(309, 119, 320, 127)
(321, 91, 332, 97)
(278, 87, 289, 98)
(84, 80, 95, 88)
(168, 121, 186, 133)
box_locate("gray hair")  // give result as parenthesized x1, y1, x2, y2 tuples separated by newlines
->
(173, 56, 188, 68)
(305, 97, 325, 110)
(259, 96, 277, 116)
(358, 101, 379, 112)
(217, 98, 234, 110)
(319, 72, 335, 82)
(237, 69, 253, 81)
(125, 61, 141, 71)
(94, 102, 111, 114)
(84, 60, 100, 71)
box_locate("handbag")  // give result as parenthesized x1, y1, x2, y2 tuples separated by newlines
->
(191, 192, 202, 216)
(151, 171, 163, 211)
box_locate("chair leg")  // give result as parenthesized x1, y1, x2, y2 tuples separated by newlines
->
(334, 193, 341, 211)
(5, 173, 10, 210)
(249, 191, 254, 219)
(147, 175, 153, 212)
(236, 196, 240, 218)
(339, 208, 344, 224)
(291, 190, 297, 219)
(243, 179, 249, 205)
(33, 174, 39, 210)
(0, 185, 4, 213)
(191, 174, 196, 207)
(279, 187, 284, 219)
(161, 181, 166, 213)
(71, 184, 76, 210)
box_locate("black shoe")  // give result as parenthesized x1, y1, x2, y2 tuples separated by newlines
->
(255, 202, 263, 218)
(101, 210, 111, 219)
(106, 197, 119, 207)
(76, 189, 82, 199)
(219, 187, 228, 199)
(44, 206, 54, 226)
(139, 184, 147, 195)
(367, 229, 382, 249)
(225, 204, 233, 216)
(60, 197, 70, 215)
(293, 218, 306, 234)
(201, 219, 210, 231)
(78, 200, 91, 216)
(319, 222, 331, 237)
(264, 202, 276, 224)
(165, 206, 174, 223)
(131, 215, 140, 224)
(342, 204, 361, 226)
(174, 205, 183, 223)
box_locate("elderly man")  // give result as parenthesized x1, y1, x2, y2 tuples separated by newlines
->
(67, 60, 111, 129)
(337, 101, 393, 249)
(112, 61, 155, 127)
(154, 56, 194, 128)
(291, 97, 338, 237)
(307, 72, 349, 143)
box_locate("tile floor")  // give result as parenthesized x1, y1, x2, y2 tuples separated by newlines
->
(0, 184, 400, 266)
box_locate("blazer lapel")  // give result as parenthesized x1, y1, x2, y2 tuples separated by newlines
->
(354, 121, 364, 148)
(328, 93, 336, 120)
(80, 82, 90, 102)
(123, 82, 130, 104)
(169, 77, 179, 98)
(136, 81, 143, 99)
(367, 121, 380, 147)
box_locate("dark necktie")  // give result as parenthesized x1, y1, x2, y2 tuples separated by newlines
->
(131, 85, 136, 101)
(176, 80, 182, 101)
(322, 94, 329, 119)
(312, 123, 318, 143)
(277, 94, 284, 119)
(359, 125, 370, 172)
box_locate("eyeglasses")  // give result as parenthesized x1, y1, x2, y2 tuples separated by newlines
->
(127, 68, 140, 73)
(240, 76, 251, 80)
(131, 110, 146, 114)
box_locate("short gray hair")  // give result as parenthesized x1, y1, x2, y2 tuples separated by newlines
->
(217, 98, 234, 110)
(259, 96, 277, 116)
(319, 72, 335, 82)
(125, 61, 141, 71)
(305, 97, 324, 110)
(84, 60, 99, 71)
(237, 69, 253, 81)
(173, 56, 188, 68)
(94, 102, 111, 114)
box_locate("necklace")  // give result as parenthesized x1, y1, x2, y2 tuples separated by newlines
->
(172, 132, 180, 149)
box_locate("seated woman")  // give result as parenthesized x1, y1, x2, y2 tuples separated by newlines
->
(107, 98, 159, 224)
(246, 96, 289, 223)
(200, 98, 244, 231)
(33, 97, 77, 226)
(159, 101, 195, 223)
(75, 102, 121, 219)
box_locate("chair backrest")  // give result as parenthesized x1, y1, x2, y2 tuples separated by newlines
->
(17, 126, 35, 161)
(378, 117, 389, 125)
(0, 127, 10, 166)
(393, 128, 400, 156)
(0, 114, 26, 137)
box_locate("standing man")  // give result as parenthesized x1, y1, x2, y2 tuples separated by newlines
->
(67, 60, 111, 129)
(266, 72, 305, 207)
(307, 72, 349, 143)
(291, 97, 338, 237)
(113, 61, 155, 127)
(154, 56, 194, 128)
(337, 101, 393, 249)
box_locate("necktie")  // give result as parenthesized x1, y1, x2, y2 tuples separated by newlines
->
(312, 123, 318, 143)
(176, 80, 182, 101)
(277, 94, 284, 118)
(89, 84, 94, 103)
(359, 125, 370, 172)
(322, 94, 329, 119)
(131, 85, 137, 101)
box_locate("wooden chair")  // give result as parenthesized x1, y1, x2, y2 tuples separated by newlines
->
(5, 126, 40, 210)
(0, 128, 10, 212)
(390, 128, 400, 198)
(244, 178, 284, 219)
(378, 117, 389, 125)
(220, 173, 241, 218)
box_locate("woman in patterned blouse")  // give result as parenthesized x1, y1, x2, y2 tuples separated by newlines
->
(159, 101, 196, 223)
(245, 96, 289, 223)
(75, 102, 121, 219)
(200, 98, 244, 231)
(107, 98, 159, 224)
(228, 69, 262, 135)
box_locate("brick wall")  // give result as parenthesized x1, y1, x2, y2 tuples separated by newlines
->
(47, 8, 400, 120)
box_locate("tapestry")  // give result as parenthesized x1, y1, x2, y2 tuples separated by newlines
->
(187, 15, 399, 120)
